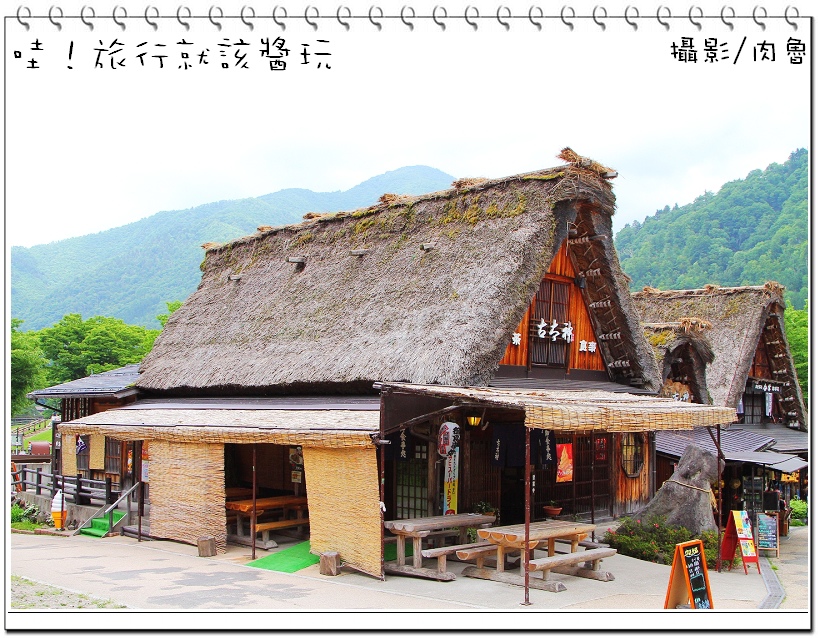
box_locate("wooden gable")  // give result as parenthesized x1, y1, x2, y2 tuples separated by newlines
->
(748, 333, 773, 380)
(499, 241, 604, 372)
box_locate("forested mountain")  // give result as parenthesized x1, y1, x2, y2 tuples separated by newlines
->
(615, 149, 807, 309)
(12, 166, 454, 329)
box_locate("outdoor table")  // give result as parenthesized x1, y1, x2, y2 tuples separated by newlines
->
(461, 520, 610, 592)
(224, 487, 254, 500)
(225, 495, 308, 549)
(383, 513, 496, 581)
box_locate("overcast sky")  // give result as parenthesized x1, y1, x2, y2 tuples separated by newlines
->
(6, 1, 810, 249)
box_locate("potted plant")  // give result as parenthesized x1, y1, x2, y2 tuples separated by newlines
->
(543, 501, 562, 518)
(473, 501, 497, 518)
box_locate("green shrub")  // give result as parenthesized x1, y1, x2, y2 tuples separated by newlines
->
(790, 497, 808, 519)
(603, 515, 727, 569)
(790, 518, 805, 527)
(11, 521, 39, 531)
(10, 503, 24, 523)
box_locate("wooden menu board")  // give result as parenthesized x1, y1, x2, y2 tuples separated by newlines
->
(665, 539, 714, 610)
(756, 512, 780, 557)
(720, 510, 761, 574)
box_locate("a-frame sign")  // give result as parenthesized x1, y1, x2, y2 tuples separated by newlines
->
(720, 510, 761, 574)
(664, 539, 714, 609)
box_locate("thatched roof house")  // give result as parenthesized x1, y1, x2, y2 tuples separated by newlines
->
(632, 283, 807, 431)
(137, 149, 660, 396)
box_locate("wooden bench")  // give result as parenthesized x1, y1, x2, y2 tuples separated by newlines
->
(252, 518, 310, 544)
(527, 547, 617, 582)
(420, 541, 493, 576)
(551, 538, 609, 553)
(456, 543, 527, 570)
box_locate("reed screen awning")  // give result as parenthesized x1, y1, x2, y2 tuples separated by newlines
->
(58, 404, 380, 448)
(383, 383, 737, 432)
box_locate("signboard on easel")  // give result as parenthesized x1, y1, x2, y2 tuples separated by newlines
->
(664, 539, 714, 609)
(720, 510, 761, 574)
(756, 513, 780, 557)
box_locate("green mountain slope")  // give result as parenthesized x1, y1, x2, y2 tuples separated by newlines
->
(12, 166, 455, 329)
(615, 149, 807, 309)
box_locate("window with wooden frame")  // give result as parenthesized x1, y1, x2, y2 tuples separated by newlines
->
(621, 433, 644, 478)
(76, 435, 90, 472)
(530, 277, 571, 367)
(104, 437, 122, 475)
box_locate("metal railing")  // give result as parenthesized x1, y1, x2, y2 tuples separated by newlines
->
(72, 482, 141, 536)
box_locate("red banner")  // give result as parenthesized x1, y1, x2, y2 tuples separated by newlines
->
(556, 443, 573, 483)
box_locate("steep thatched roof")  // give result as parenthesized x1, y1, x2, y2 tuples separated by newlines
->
(137, 150, 658, 395)
(632, 283, 807, 429)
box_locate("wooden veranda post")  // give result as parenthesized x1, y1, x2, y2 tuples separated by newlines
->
(716, 425, 723, 572)
(252, 444, 258, 561)
(522, 425, 531, 606)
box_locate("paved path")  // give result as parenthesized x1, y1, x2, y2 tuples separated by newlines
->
(9, 525, 810, 631)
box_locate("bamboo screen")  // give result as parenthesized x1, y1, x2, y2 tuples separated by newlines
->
(149, 440, 227, 552)
(302, 446, 383, 579)
(62, 444, 77, 477)
(89, 434, 106, 470)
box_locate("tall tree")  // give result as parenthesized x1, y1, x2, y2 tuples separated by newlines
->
(37, 314, 160, 385)
(10, 319, 47, 415)
(784, 303, 808, 408)
(616, 149, 808, 309)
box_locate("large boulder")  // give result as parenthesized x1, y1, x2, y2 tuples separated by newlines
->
(637, 444, 722, 535)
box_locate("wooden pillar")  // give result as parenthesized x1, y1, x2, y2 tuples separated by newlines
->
(522, 425, 531, 606)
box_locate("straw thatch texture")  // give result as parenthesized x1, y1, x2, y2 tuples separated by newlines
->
(632, 283, 806, 428)
(302, 446, 383, 578)
(58, 408, 379, 449)
(89, 434, 105, 470)
(384, 383, 735, 432)
(149, 440, 227, 552)
(137, 150, 657, 394)
(643, 322, 714, 404)
(62, 445, 77, 477)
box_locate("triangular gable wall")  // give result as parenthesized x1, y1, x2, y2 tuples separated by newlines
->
(499, 240, 604, 372)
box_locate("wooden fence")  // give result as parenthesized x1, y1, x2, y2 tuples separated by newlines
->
(11, 465, 119, 507)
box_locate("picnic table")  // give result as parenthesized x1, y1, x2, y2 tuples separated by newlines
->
(224, 487, 255, 500)
(460, 520, 616, 592)
(225, 495, 309, 549)
(383, 513, 496, 581)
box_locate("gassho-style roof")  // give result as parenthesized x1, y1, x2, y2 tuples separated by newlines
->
(631, 283, 807, 430)
(137, 149, 660, 396)
(27, 364, 141, 399)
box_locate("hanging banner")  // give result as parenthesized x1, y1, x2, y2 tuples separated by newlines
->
(556, 443, 574, 483)
(140, 441, 150, 483)
(437, 421, 459, 457)
(443, 448, 459, 515)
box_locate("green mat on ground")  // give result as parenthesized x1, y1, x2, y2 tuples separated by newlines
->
(384, 540, 413, 562)
(246, 541, 320, 573)
(247, 539, 414, 572)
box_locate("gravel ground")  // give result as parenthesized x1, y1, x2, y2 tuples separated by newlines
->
(10, 575, 127, 609)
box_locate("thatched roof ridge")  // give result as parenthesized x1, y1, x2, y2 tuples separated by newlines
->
(203, 161, 616, 255)
(632, 283, 806, 429)
(137, 150, 656, 395)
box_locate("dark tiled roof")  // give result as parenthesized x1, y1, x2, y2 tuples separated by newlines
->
(656, 426, 773, 458)
(27, 364, 141, 398)
(120, 396, 381, 411)
(732, 422, 809, 454)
